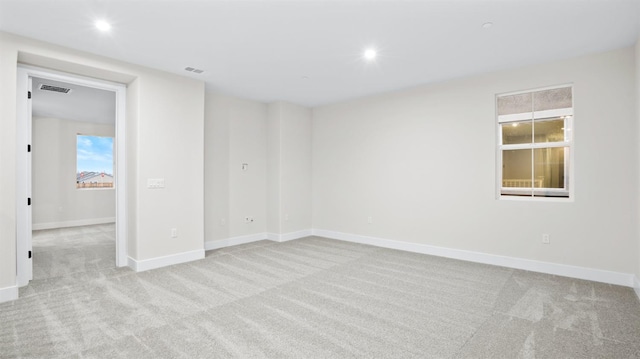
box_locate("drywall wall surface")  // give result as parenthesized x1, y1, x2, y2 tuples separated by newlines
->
(266, 102, 282, 234)
(0, 31, 205, 287)
(204, 93, 268, 241)
(136, 74, 204, 260)
(312, 46, 638, 274)
(265, 102, 312, 236)
(126, 78, 140, 259)
(280, 102, 312, 233)
(0, 34, 18, 289)
(204, 93, 231, 242)
(32, 117, 115, 227)
(636, 38, 640, 282)
(228, 98, 268, 237)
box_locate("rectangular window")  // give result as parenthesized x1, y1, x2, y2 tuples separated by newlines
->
(76, 134, 114, 189)
(497, 86, 573, 198)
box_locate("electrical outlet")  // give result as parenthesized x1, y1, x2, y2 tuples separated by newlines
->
(171, 228, 178, 238)
(542, 234, 550, 244)
(244, 216, 254, 223)
(367, 216, 373, 224)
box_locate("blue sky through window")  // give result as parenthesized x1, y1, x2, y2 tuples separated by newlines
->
(77, 135, 114, 175)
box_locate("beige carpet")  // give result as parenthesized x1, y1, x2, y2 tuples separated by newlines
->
(30, 224, 116, 280)
(1, 229, 640, 358)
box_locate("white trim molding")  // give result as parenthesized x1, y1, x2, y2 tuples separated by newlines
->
(205, 230, 313, 251)
(205, 233, 268, 251)
(33, 218, 116, 231)
(128, 249, 204, 272)
(312, 229, 636, 288)
(16, 65, 129, 286)
(268, 229, 313, 243)
(0, 286, 19, 304)
(634, 276, 640, 301)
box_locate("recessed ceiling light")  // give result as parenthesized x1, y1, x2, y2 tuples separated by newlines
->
(95, 20, 111, 32)
(482, 22, 493, 29)
(363, 48, 377, 61)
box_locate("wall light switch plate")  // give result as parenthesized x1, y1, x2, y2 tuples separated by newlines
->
(147, 178, 165, 189)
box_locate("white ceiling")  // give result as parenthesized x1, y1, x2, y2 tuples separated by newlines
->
(31, 77, 115, 124)
(1, 0, 639, 107)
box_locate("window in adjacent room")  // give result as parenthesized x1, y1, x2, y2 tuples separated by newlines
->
(497, 85, 573, 198)
(76, 134, 114, 189)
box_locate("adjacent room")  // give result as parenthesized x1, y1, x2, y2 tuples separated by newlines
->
(31, 77, 117, 280)
(0, 0, 639, 358)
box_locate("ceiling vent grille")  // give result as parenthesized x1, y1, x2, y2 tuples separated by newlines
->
(39, 84, 72, 94)
(185, 67, 205, 74)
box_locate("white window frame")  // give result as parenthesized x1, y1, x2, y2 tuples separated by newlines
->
(496, 85, 574, 201)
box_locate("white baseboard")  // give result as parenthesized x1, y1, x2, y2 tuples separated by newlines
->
(205, 233, 268, 251)
(206, 230, 313, 251)
(33, 217, 115, 230)
(0, 285, 19, 304)
(201, 228, 636, 289)
(268, 229, 313, 242)
(128, 249, 204, 272)
(312, 229, 636, 288)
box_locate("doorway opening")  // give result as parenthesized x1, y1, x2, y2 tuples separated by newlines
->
(16, 65, 128, 288)
(31, 77, 116, 279)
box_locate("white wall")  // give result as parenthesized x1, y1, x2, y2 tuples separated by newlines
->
(279, 103, 312, 234)
(204, 93, 231, 242)
(134, 73, 204, 260)
(204, 93, 267, 243)
(266, 102, 312, 236)
(205, 97, 312, 244)
(126, 78, 140, 259)
(0, 31, 204, 291)
(266, 103, 281, 234)
(636, 38, 640, 287)
(0, 33, 19, 290)
(312, 46, 638, 275)
(229, 97, 268, 238)
(32, 117, 115, 229)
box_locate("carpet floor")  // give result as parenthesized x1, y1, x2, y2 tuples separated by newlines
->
(30, 224, 116, 281)
(1, 228, 640, 358)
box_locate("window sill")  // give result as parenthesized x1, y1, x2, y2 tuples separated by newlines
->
(77, 187, 115, 191)
(498, 195, 573, 203)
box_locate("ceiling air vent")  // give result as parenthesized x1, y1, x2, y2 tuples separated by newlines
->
(184, 67, 205, 74)
(39, 84, 72, 94)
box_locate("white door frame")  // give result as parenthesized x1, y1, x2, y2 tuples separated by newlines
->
(16, 71, 32, 286)
(16, 65, 128, 287)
